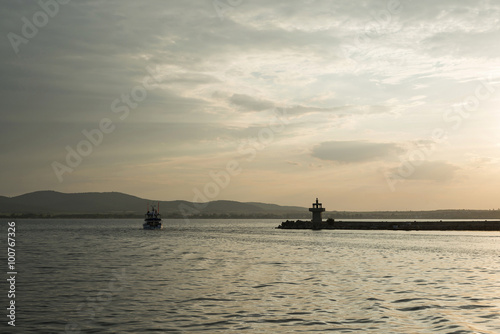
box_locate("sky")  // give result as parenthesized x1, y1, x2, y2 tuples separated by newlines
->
(1, 0, 500, 210)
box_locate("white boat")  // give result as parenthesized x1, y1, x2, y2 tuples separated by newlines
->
(143, 203, 162, 230)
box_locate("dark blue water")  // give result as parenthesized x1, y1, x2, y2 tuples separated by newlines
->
(3, 219, 500, 333)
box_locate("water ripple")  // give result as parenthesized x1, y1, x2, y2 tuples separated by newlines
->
(13, 219, 500, 333)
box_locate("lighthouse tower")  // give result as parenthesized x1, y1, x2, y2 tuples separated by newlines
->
(309, 198, 325, 223)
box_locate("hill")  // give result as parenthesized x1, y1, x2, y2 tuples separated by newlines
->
(2, 191, 499, 219)
(0, 191, 308, 218)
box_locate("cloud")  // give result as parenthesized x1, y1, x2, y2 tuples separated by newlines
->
(404, 161, 459, 182)
(161, 72, 220, 86)
(465, 154, 500, 168)
(286, 105, 336, 115)
(311, 140, 402, 163)
(421, 30, 500, 58)
(229, 94, 274, 112)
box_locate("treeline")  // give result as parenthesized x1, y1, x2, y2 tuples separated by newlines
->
(176, 212, 310, 219)
(328, 210, 500, 219)
(1, 213, 144, 219)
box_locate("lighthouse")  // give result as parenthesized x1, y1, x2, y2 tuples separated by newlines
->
(309, 198, 325, 223)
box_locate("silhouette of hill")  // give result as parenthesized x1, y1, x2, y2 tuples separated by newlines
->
(0, 191, 308, 218)
(2, 191, 499, 219)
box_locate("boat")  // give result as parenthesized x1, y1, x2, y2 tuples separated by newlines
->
(143, 202, 162, 230)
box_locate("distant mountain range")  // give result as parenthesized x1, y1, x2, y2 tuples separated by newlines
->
(1, 191, 499, 219)
(0, 191, 308, 218)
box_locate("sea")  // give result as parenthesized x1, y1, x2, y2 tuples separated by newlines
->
(4, 219, 500, 333)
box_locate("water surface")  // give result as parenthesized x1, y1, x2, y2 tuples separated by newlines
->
(7, 219, 500, 333)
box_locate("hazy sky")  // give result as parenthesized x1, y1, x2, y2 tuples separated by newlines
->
(1, 0, 500, 210)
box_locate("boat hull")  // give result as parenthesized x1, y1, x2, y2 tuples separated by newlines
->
(143, 223, 162, 230)
(143, 218, 162, 230)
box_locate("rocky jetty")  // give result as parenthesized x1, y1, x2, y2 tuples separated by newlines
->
(277, 219, 334, 230)
(276, 218, 500, 231)
(277, 199, 500, 231)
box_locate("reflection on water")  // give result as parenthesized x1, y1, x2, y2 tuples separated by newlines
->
(11, 219, 500, 333)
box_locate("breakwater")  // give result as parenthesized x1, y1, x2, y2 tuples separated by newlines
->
(277, 218, 500, 231)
